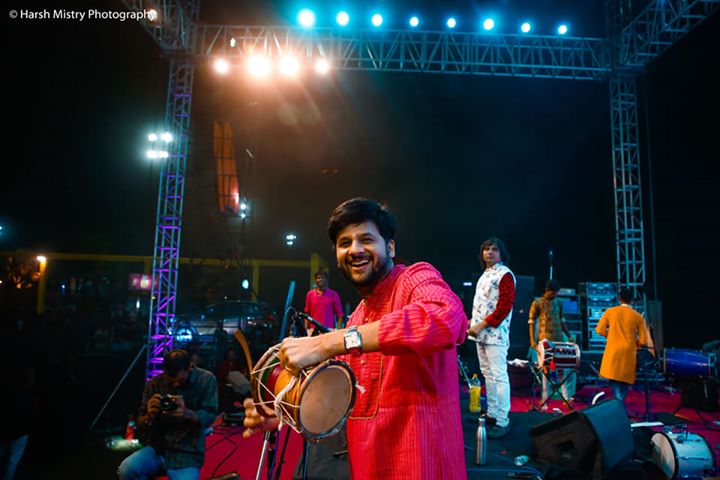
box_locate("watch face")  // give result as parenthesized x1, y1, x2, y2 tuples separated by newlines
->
(346, 335, 361, 349)
(345, 329, 362, 351)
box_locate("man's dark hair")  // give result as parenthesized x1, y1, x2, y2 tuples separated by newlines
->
(618, 288, 634, 304)
(480, 237, 511, 266)
(163, 349, 191, 376)
(327, 198, 396, 245)
(314, 270, 328, 279)
(546, 279, 561, 292)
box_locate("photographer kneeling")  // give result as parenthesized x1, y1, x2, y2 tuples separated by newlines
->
(118, 349, 218, 480)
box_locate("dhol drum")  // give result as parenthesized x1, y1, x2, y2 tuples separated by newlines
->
(662, 348, 712, 378)
(251, 344, 356, 440)
(651, 430, 716, 479)
(537, 340, 581, 370)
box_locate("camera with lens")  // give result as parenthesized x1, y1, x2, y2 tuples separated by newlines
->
(159, 394, 178, 412)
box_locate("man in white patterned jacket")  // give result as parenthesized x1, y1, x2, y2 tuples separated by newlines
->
(467, 237, 516, 439)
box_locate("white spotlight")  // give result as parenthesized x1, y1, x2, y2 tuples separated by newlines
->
(161, 132, 173, 143)
(297, 9, 316, 28)
(314, 58, 330, 74)
(230, 38, 237, 48)
(248, 55, 272, 77)
(447, 18, 457, 29)
(483, 18, 495, 31)
(371, 13, 383, 27)
(558, 24, 568, 35)
(279, 56, 300, 77)
(336, 11, 350, 26)
(146, 150, 158, 159)
(409, 16, 419, 27)
(521, 22, 532, 33)
(214, 58, 230, 74)
(148, 133, 158, 142)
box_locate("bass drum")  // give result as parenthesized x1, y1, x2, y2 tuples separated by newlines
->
(662, 348, 712, 378)
(650, 430, 715, 479)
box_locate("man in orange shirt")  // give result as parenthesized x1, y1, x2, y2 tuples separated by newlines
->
(595, 288, 649, 411)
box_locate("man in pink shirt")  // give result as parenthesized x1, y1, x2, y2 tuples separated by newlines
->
(304, 270, 344, 331)
(244, 198, 468, 479)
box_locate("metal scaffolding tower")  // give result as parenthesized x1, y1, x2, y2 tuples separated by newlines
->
(124, 0, 719, 378)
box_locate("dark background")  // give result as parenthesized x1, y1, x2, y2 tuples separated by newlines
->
(2, 0, 719, 349)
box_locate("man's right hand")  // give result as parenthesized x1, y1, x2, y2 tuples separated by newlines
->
(242, 398, 280, 439)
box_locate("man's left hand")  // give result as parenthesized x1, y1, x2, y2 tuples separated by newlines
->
(167, 395, 198, 423)
(467, 321, 486, 338)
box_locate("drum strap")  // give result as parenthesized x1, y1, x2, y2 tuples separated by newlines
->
(274, 375, 299, 428)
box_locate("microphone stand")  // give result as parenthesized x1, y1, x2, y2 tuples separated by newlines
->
(548, 249, 554, 280)
(254, 430, 277, 480)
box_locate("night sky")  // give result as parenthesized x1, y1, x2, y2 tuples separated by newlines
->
(3, 1, 719, 348)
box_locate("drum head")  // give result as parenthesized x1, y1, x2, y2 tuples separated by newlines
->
(651, 432, 676, 479)
(298, 360, 356, 440)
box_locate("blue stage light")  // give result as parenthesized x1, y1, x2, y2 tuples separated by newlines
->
(297, 9, 316, 28)
(336, 11, 350, 26)
(521, 22, 532, 33)
(409, 16, 419, 27)
(558, 24, 568, 35)
(447, 17, 457, 29)
(483, 18, 495, 31)
(371, 13, 383, 27)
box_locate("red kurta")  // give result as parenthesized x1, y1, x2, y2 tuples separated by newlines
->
(304, 287, 344, 329)
(343, 262, 468, 480)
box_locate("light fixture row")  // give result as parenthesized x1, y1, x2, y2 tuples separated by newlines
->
(213, 56, 332, 78)
(296, 9, 570, 35)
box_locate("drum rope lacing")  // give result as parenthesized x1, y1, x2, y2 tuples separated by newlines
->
(273, 374, 299, 430)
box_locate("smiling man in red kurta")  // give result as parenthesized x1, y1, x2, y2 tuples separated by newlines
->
(245, 198, 468, 479)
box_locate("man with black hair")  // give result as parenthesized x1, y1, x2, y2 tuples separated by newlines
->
(595, 289, 649, 410)
(244, 197, 468, 480)
(467, 237, 516, 439)
(304, 270, 344, 331)
(529, 279, 574, 407)
(117, 349, 218, 480)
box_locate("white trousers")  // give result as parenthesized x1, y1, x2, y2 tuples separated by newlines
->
(476, 343, 511, 427)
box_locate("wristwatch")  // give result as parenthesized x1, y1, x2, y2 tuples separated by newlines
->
(343, 326, 363, 357)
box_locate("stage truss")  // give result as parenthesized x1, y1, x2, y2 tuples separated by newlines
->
(120, 0, 719, 378)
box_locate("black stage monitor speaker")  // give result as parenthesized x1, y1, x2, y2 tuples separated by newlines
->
(531, 399, 633, 474)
